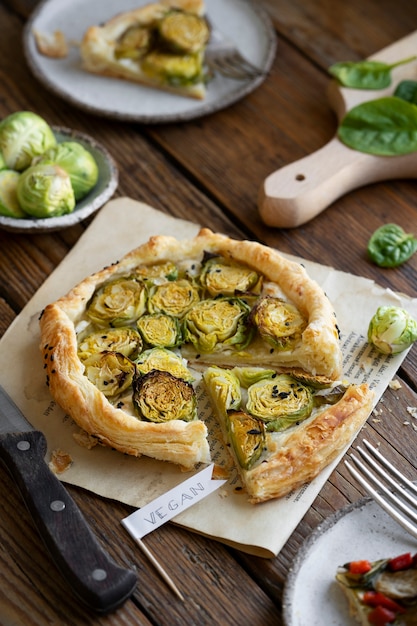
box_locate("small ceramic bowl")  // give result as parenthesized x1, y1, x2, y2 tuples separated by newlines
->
(0, 125, 118, 233)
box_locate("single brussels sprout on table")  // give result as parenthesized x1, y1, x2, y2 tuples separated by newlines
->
(250, 296, 307, 351)
(87, 277, 147, 327)
(184, 297, 253, 353)
(17, 163, 75, 218)
(135, 347, 193, 382)
(132, 369, 197, 423)
(137, 313, 184, 348)
(246, 374, 314, 432)
(83, 351, 136, 398)
(0, 170, 26, 218)
(34, 141, 99, 201)
(200, 256, 261, 297)
(368, 306, 417, 355)
(367, 223, 417, 268)
(78, 327, 143, 362)
(0, 111, 56, 171)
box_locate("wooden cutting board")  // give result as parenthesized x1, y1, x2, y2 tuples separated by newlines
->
(258, 30, 417, 228)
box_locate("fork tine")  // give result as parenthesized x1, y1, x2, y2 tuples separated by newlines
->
(206, 55, 264, 80)
(345, 440, 417, 540)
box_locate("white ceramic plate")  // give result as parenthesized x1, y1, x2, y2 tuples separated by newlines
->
(283, 497, 417, 626)
(22, 0, 276, 124)
(0, 126, 118, 233)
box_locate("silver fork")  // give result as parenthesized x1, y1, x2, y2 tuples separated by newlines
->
(345, 439, 417, 540)
(205, 21, 266, 81)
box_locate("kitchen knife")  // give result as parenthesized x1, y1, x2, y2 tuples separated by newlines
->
(0, 384, 137, 613)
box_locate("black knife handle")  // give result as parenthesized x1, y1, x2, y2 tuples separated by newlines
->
(0, 430, 137, 613)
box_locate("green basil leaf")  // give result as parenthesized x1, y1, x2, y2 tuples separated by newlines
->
(328, 56, 416, 90)
(367, 223, 417, 267)
(338, 97, 417, 155)
(394, 80, 417, 104)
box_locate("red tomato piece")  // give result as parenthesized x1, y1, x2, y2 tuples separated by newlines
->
(368, 605, 397, 625)
(348, 559, 372, 574)
(362, 591, 406, 613)
(388, 552, 413, 571)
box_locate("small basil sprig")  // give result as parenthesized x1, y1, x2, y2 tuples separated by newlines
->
(328, 56, 416, 89)
(394, 79, 417, 104)
(367, 223, 417, 267)
(338, 96, 417, 155)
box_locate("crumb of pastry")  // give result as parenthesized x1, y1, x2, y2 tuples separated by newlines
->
(73, 429, 99, 449)
(33, 29, 69, 58)
(388, 378, 402, 390)
(49, 449, 73, 474)
(406, 406, 417, 419)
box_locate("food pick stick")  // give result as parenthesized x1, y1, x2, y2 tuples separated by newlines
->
(134, 536, 185, 601)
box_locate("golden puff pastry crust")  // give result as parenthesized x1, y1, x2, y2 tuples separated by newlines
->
(79, 0, 208, 99)
(39, 229, 371, 494)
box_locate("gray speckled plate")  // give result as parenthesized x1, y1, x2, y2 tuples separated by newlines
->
(0, 126, 118, 233)
(283, 497, 417, 626)
(22, 0, 276, 124)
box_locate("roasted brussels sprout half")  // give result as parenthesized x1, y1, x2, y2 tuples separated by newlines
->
(251, 296, 307, 351)
(203, 366, 242, 412)
(78, 327, 143, 361)
(0, 111, 56, 171)
(83, 351, 136, 398)
(313, 384, 348, 407)
(0, 170, 25, 218)
(17, 163, 75, 218)
(87, 277, 147, 327)
(115, 25, 153, 60)
(231, 367, 276, 388)
(200, 257, 261, 297)
(137, 313, 183, 348)
(134, 261, 178, 283)
(246, 374, 313, 431)
(34, 141, 99, 201)
(158, 10, 209, 54)
(132, 369, 197, 423)
(147, 278, 200, 318)
(135, 347, 193, 382)
(141, 50, 204, 86)
(227, 410, 265, 470)
(184, 297, 253, 353)
(368, 306, 417, 355)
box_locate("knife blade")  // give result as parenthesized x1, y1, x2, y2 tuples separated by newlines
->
(0, 384, 137, 613)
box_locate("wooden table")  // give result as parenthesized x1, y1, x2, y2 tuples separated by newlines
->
(1, 1, 417, 624)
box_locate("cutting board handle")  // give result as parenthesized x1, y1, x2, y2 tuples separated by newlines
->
(258, 136, 417, 228)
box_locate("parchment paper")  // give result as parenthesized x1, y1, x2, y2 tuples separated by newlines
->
(1, 198, 416, 558)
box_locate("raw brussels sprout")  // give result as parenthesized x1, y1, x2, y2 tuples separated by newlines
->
(203, 366, 242, 412)
(134, 261, 178, 283)
(246, 374, 313, 431)
(184, 297, 253, 353)
(0, 170, 26, 218)
(78, 327, 143, 362)
(16, 163, 75, 218)
(251, 296, 307, 350)
(226, 410, 265, 470)
(200, 257, 261, 297)
(141, 50, 204, 86)
(34, 141, 99, 201)
(137, 313, 184, 348)
(87, 277, 147, 327)
(148, 278, 200, 317)
(135, 347, 193, 382)
(0, 111, 56, 171)
(115, 25, 153, 60)
(83, 351, 136, 398)
(368, 306, 417, 355)
(132, 369, 197, 422)
(158, 10, 209, 54)
(367, 223, 417, 268)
